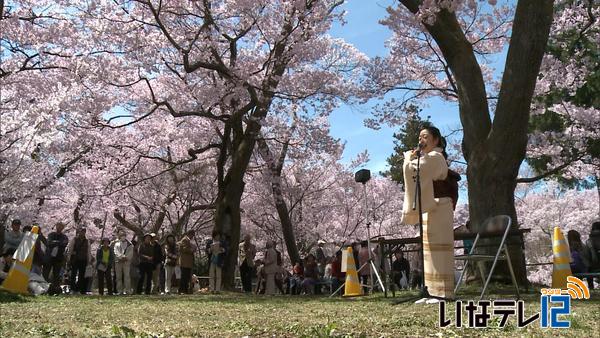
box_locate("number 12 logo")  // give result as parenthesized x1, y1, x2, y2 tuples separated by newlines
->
(540, 295, 570, 328)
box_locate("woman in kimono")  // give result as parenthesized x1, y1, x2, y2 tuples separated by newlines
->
(402, 125, 456, 302)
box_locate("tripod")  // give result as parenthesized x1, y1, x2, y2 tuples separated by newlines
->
(330, 178, 385, 297)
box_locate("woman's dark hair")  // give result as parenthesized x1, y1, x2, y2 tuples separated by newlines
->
(421, 123, 448, 159)
(567, 230, 583, 251)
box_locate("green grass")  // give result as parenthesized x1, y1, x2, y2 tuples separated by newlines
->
(1, 286, 599, 337)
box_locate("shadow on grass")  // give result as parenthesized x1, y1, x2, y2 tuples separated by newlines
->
(0, 289, 31, 303)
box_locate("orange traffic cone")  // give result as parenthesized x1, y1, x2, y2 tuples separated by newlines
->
(1, 226, 39, 294)
(343, 247, 363, 297)
(551, 227, 571, 289)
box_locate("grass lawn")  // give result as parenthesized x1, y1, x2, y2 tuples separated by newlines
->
(1, 286, 599, 337)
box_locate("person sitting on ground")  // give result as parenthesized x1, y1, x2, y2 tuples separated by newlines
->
(289, 260, 304, 295)
(0, 248, 16, 285)
(567, 229, 591, 274)
(302, 254, 319, 295)
(392, 250, 410, 290)
(586, 221, 600, 289)
(3, 219, 23, 252)
(96, 238, 115, 296)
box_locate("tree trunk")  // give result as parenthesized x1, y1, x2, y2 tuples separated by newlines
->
(257, 137, 301, 265)
(214, 105, 271, 289)
(595, 176, 600, 218)
(400, 0, 555, 286)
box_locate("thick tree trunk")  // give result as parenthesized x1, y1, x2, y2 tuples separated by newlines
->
(215, 105, 273, 288)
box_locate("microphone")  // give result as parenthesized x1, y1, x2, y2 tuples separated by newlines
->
(416, 142, 425, 156)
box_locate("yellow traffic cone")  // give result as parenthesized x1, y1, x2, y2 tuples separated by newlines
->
(551, 227, 571, 289)
(343, 247, 363, 297)
(1, 226, 39, 294)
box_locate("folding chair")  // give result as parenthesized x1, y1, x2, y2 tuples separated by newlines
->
(454, 215, 520, 300)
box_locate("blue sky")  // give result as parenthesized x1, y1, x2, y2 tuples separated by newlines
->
(327, 0, 501, 174)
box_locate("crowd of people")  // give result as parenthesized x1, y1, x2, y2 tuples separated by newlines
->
(1, 218, 427, 296)
(567, 222, 600, 289)
(5, 218, 597, 296)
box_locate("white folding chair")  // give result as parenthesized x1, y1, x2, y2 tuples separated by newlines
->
(454, 215, 520, 300)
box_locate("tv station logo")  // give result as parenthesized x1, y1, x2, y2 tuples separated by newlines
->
(439, 276, 590, 329)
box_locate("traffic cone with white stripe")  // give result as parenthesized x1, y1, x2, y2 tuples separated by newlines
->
(1, 226, 39, 294)
(343, 247, 363, 297)
(551, 227, 571, 289)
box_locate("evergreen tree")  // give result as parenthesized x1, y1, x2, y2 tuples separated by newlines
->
(382, 105, 428, 187)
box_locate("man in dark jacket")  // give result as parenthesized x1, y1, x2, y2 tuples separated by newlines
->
(96, 238, 115, 296)
(44, 222, 69, 294)
(150, 233, 164, 294)
(137, 234, 155, 294)
(68, 227, 90, 294)
(392, 250, 410, 289)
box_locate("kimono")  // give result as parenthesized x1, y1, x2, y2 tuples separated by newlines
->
(402, 147, 455, 299)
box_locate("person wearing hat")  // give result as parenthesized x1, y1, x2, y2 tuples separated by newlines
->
(586, 221, 600, 289)
(178, 230, 195, 294)
(315, 240, 327, 277)
(0, 248, 16, 285)
(136, 233, 155, 294)
(163, 234, 179, 295)
(113, 230, 133, 295)
(96, 238, 115, 296)
(67, 227, 91, 294)
(3, 219, 23, 252)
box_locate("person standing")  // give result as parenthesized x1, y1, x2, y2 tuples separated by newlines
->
(402, 125, 457, 302)
(44, 222, 69, 294)
(163, 234, 179, 295)
(315, 240, 327, 277)
(263, 240, 278, 295)
(96, 238, 115, 296)
(150, 233, 164, 294)
(178, 230, 195, 294)
(136, 234, 155, 295)
(208, 231, 226, 293)
(113, 230, 133, 295)
(3, 219, 23, 252)
(67, 227, 91, 294)
(358, 241, 371, 293)
(130, 239, 140, 293)
(238, 234, 257, 293)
